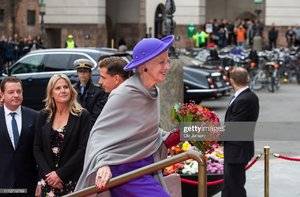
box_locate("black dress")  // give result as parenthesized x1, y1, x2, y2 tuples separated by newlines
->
(41, 126, 76, 196)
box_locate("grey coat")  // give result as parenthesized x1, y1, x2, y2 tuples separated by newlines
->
(75, 74, 169, 193)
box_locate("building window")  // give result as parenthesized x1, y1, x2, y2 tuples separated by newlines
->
(0, 9, 4, 23)
(27, 10, 36, 26)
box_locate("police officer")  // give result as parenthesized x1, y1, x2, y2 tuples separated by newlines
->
(74, 59, 107, 124)
(65, 34, 77, 48)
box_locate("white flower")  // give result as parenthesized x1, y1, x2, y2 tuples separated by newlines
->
(46, 190, 55, 197)
(174, 103, 181, 112)
(57, 127, 64, 133)
(40, 179, 46, 186)
(182, 161, 198, 175)
(52, 147, 60, 154)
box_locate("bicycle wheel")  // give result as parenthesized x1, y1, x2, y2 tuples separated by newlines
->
(250, 70, 264, 91)
(274, 69, 280, 90)
(267, 76, 275, 93)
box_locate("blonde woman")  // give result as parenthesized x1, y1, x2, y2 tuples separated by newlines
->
(34, 74, 92, 196)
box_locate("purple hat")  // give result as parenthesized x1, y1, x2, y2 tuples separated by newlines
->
(124, 35, 174, 71)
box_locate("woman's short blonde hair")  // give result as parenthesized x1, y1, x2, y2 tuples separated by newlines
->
(44, 74, 83, 119)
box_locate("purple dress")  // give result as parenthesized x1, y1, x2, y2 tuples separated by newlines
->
(109, 156, 170, 197)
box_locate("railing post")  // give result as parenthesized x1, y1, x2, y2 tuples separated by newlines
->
(264, 146, 270, 197)
(198, 155, 207, 197)
(111, 39, 114, 48)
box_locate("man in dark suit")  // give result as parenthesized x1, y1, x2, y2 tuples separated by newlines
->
(74, 59, 107, 124)
(0, 76, 38, 196)
(222, 67, 259, 197)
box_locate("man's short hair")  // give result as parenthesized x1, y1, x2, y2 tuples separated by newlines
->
(0, 76, 22, 92)
(98, 56, 132, 80)
(230, 67, 249, 86)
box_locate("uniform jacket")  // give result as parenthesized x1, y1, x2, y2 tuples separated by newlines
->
(74, 80, 107, 124)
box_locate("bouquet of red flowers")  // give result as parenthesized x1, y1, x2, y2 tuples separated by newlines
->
(171, 102, 220, 154)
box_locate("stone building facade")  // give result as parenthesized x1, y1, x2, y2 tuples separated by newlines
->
(1, 0, 300, 48)
(42, 0, 147, 48)
(0, 0, 40, 39)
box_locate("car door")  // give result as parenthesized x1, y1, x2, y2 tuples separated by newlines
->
(8, 54, 46, 109)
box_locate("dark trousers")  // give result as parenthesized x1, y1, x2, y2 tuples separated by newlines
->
(221, 162, 247, 197)
(269, 40, 277, 49)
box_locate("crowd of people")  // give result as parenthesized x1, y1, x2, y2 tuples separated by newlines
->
(191, 18, 300, 50)
(192, 19, 264, 49)
(0, 34, 44, 71)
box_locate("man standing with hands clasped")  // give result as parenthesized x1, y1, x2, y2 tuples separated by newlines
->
(0, 77, 38, 196)
(222, 67, 259, 197)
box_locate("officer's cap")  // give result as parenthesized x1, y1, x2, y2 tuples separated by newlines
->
(74, 59, 94, 70)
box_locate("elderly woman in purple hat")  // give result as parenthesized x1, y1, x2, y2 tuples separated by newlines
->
(75, 35, 178, 196)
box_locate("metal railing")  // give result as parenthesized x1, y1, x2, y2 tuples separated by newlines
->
(64, 150, 207, 197)
(264, 146, 270, 197)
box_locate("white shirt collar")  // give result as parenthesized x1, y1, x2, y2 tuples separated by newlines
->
(234, 86, 249, 99)
(4, 105, 22, 117)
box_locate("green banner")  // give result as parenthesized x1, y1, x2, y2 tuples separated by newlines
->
(254, 0, 263, 4)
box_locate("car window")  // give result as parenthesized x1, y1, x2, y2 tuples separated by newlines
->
(86, 52, 103, 62)
(44, 54, 71, 71)
(10, 54, 44, 74)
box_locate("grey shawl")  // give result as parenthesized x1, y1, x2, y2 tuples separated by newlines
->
(75, 74, 169, 193)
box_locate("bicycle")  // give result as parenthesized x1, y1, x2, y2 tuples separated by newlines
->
(250, 62, 280, 92)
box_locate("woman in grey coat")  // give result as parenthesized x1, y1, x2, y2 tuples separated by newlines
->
(76, 35, 177, 197)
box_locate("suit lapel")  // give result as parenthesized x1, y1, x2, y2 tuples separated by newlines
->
(16, 107, 28, 149)
(232, 88, 250, 104)
(0, 107, 15, 149)
(62, 113, 76, 149)
(43, 119, 52, 155)
(224, 108, 228, 121)
(225, 104, 233, 121)
(225, 88, 251, 121)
